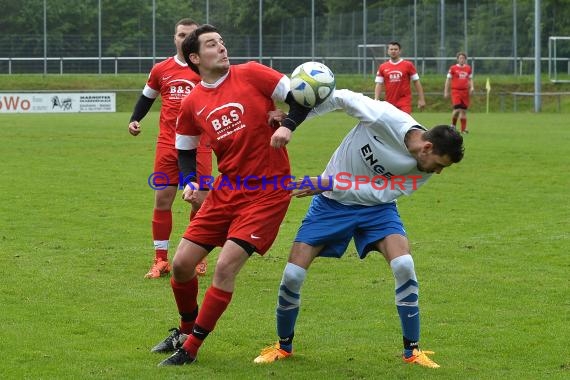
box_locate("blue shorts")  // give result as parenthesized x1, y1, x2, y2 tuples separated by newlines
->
(294, 194, 406, 259)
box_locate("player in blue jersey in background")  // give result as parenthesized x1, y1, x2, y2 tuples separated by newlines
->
(254, 89, 464, 368)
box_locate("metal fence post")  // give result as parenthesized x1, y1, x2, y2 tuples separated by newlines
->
(513, 93, 517, 112)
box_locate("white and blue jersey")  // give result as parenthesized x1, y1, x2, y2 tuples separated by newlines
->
(309, 89, 431, 206)
(296, 89, 432, 257)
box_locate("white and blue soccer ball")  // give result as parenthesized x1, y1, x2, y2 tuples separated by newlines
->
(290, 61, 335, 108)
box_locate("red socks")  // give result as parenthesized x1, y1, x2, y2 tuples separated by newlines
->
(171, 276, 199, 334)
(460, 118, 467, 132)
(183, 286, 233, 357)
(152, 209, 172, 261)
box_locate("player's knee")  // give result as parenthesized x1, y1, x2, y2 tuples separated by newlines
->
(278, 263, 306, 310)
(172, 261, 193, 281)
(172, 251, 197, 281)
(390, 254, 416, 280)
(281, 262, 307, 292)
(154, 187, 177, 209)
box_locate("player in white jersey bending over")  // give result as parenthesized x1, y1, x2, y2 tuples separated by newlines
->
(254, 89, 464, 369)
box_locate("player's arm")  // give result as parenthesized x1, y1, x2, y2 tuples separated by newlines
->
(412, 76, 426, 109)
(177, 134, 207, 207)
(176, 101, 207, 206)
(176, 117, 201, 188)
(269, 92, 312, 148)
(177, 147, 197, 184)
(311, 89, 394, 126)
(374, 81, 384, 101)
(178, 146, 206, 209)
(469, 76, 475, 93)
(444, 75, 451, 98)
(269, 75, 313, 148)
(281, 92, 312, 131)
(268, 74, 312, 132)
(128, 94, 155, 136)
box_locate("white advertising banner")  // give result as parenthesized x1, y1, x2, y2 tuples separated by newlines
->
(0, 92, 116, 113)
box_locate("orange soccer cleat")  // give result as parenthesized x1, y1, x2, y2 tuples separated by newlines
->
(253, 343, 292, 364)
(195, 258, 208, 276)
(403, 349, 440, 368)
(144, 258, 171, 279)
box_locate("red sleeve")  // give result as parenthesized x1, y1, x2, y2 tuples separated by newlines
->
(176, 95, 201, 148)
(146, 63, 161, 92)
(407, 61, 418, 77)
(240, 61, 284, 98)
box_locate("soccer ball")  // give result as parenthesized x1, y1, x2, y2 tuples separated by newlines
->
(290, 61, 335, 108)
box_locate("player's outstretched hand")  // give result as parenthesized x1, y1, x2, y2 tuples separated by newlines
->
(270, 126, 292, 148)
(292, 176, 331, 198)
(128, 121, 141, 136)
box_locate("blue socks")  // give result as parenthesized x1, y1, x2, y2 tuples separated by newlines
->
(276, 263, 307, 352)
(390, 255, 420, 354)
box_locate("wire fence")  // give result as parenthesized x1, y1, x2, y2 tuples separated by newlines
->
(2, 55, 568, 78)
(1, 1, 569, 77)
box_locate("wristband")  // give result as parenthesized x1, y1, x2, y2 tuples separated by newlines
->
(281, 118, 297, 131)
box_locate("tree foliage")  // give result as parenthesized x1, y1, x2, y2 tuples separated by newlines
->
(0, 0, 569, 60)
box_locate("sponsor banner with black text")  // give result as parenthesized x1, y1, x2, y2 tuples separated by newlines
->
(0, 93, 116, 113)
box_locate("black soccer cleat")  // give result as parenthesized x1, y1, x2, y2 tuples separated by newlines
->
(151, 328, 188, 353)
(158, 348, 196, 366)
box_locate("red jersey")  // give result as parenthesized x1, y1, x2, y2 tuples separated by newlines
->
(447, 64, 472, 91)
(143, 56, 201, 146)
(176, 61, 290, 180)
(375, 59, 419, 110)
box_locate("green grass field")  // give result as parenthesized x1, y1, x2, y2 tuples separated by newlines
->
(2, 73, 570, 113)
(0, 110, 568, 379)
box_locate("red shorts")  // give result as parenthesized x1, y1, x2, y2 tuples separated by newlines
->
(394, 102, 412, 114)
(451, 90, 470, 109)
(183, 178, 291, 255)
(153, 141, 213, 186)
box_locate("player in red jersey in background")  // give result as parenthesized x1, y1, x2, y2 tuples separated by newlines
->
(444, 52, 474, 134)
(128, 19, 210, 279)
(151, 24, 312, 366)
(374, 41, 426, 114)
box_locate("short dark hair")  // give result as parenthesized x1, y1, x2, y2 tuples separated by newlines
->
(423, 125, 465, 163)
(456, 51, 467, 59)
(182, 24, 219, 75)
(174, 18, 198, 34)
(388, 41, 401, 49)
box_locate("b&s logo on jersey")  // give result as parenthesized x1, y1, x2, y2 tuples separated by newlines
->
(167, 79, 196, 100)
(388, 70, 403, 82)
(205, 102, 246, 141)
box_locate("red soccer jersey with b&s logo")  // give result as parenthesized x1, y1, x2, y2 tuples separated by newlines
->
(143, 56, 201, 146)
(176, 61, 290, 180)
(448, 64, 472, 91)
(376, 59, 418, 110)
